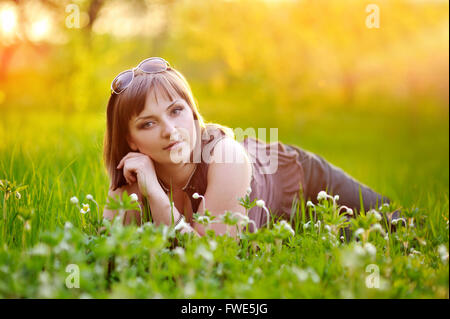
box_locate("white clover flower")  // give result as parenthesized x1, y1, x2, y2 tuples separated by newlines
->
(197, 215, 211, 224)
(317, 191, 328, 202)
(64, 221, 73, 230)
(173, 247, 186, 260)
(86, 194, 94, 201)
(130, 193, 138, 202)
(278, 220, 295, 236)
(354, 244, 365, 256)
(392, 218, 406, 226)
(70, 196, 79, 205)
(354, 228, 365, 238)
(338, 205, 353, 216)
(174, 217, 191, 232)
(438, 245, 449, 262)
(195, 245, 213, 263)
(80, 203, 90, 214)
(364, 243, 377, 257)
(368, 209, 382, 221)
(306, 201, 314, 208)
(209, 240, 218, 251)
(192, 192, 200, 199)
(256, 199, 265, 208)
(370, 223, 384, 233)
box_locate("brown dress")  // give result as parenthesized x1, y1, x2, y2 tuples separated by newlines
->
(152, 124, 391, 232)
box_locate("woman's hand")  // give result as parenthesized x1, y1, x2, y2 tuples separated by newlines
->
(116, 152, 159, 197)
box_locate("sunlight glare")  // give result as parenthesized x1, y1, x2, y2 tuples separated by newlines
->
(0, 5, 17, 37)
(29, 18, 50, 42)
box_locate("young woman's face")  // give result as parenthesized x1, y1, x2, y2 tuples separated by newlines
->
(127, 90, 197, 165)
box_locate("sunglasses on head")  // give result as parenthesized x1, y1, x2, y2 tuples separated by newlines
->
(110, 57, 171, 95)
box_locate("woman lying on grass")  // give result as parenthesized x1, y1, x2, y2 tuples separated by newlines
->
(102, 57, 400, 239)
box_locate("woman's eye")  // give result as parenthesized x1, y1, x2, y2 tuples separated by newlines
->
(142, 121, 155, 128)
(171, 107, 183, 115)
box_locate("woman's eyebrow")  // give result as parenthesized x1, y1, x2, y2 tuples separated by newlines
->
(135, 99, 181, 122)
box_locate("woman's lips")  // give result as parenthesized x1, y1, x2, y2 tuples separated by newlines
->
(163, 141, 182, 150)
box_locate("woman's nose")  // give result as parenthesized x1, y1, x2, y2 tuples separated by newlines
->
(161, 120, 176, 138)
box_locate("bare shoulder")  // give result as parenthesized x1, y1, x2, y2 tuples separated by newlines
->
(210, 136, 251, 165)
(207, 136, 252, 185)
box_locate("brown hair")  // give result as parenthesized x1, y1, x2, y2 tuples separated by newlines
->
(103, 66, 233, 191)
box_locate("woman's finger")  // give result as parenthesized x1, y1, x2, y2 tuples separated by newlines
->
(117, 152, 141, 169)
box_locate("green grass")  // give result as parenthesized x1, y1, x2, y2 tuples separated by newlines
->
(0, 103, 448, 298)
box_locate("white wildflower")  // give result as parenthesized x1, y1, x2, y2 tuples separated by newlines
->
(338, 205, 353, 216)
(315, 220, 321, 228)
(333, 195, 339, 202)
(129, 193, 138, 202)
(368, 209, 382, 221)
(306, 200, 314, 208)
(303, 221, 311, 229)
(197, 215, 211, 224)
(279, 220, 295, 236)
(174, 217, 191, 232)
(354, 244, 365, 256)
(209, 240, 218, 251)
(86, 194, 94, 201)
(70, 196, 79, 205)
(192, 193, 200, 199)
(354, 228, 365, 238)
(64, 221, 73, 230)
(364, 243, 377, 257)
(80, 203, 90, 214)
(340, 236, 345, 241)
(317, 191, 328, 202)
(392, 218, 406, 226)
(246, 187, 252, 195)
(195, 245, 213, 262)
(438, 245, 449, 262)
(173, 247, 185, 258)
(256, 199, 265, 208)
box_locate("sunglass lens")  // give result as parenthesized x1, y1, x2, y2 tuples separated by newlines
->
(112, 70, 133, 94)
(138, 58, 168, 73)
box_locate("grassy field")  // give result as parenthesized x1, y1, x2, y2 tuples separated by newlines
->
(0, 0, 448, 299)
(0, 102, 448, 298)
